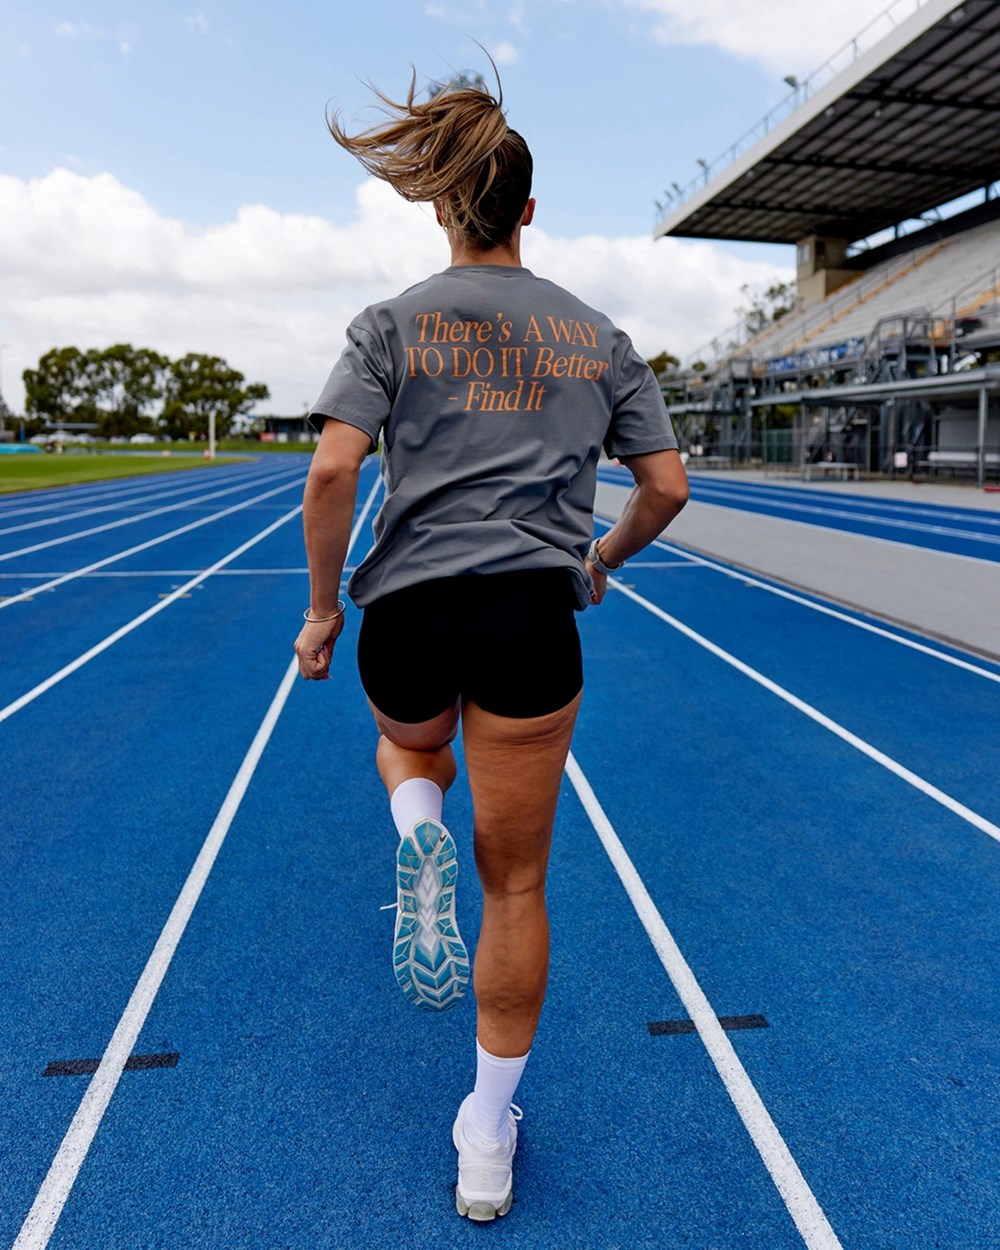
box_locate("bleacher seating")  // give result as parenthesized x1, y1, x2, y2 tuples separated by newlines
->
(743, 217, 1000, 371)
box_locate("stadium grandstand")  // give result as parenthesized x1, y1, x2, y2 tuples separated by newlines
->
(654, 0, 1000, 486)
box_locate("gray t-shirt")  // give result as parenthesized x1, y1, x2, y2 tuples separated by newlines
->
(310, 264, 677, 609)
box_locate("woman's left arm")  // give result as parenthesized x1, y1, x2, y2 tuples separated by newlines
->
(294, 419, 374, 680)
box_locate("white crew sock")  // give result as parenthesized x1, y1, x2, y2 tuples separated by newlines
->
(464, 1040, 530, 1146)
(389, 777, 443, 839)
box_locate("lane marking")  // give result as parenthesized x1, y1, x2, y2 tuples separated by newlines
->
(0, 477, 308, 611)
(597, 476, 1000, 566)
(0, 469, 267, 537)
(598, 462, 1000, 525)
(11, 661, 301, 1250)
(43, 1054, 179, 1077)
(598, 468, 1000, 537)
(686, 478, 1000, 529)
(0, 568, 329, 578)
(649, 1015, 769, 1036)
(678, 500, 1000, 565)
(606, 579, 1000, 845)
(0, 464, 304, 563)
(12, 472, 382, 1250)
(565, 754, 843, 1250)
(0, 463, 256, 520)
(594, 514, 1000, 685)
(0, 504, 303, 724)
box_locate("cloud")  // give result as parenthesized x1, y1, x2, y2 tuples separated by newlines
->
(493, 39, 520, 64)
(53, 20, 102, 40)
(185, 12, 209, 34)
(52, 17, 137, 57)
(0, 168, 790, 415)
(620, 0, 894, 75)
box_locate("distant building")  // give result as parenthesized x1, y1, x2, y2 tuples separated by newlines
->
(259, 415, 318, 444)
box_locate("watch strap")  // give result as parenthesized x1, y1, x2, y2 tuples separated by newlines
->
(588, 538, 624, 574)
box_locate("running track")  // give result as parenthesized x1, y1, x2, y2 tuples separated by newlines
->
(2, 456, 999, 1249)
(598, 462, 1000, 563)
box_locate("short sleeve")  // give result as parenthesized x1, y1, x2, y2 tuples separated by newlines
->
(603, 335, 678, 460)
(309, 314, 394, 450)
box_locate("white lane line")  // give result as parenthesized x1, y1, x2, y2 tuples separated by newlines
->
(594, 515, 1000, 685)
(565, 754, 844, 1250)
(1, 568, 334, 579)
(0, 465, 304, 563)
(0, 468, 263, 537)
(680, 497, 1000, 558)
(348, 472, 382, 554)
(618, 559, 704, 569)
(607, 579, 1000, 845)
(0, 463, 251, 519)
(11, 660, 300, 1250)
(0, 476, 307, 611)
(687, 480, 1000, 529)
(597, 469, 1000, 535)
(10, 474, 383, 1250)
(0, 505, 302, 723)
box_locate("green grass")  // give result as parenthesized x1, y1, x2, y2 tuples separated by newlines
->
(0, 451, 248, 494)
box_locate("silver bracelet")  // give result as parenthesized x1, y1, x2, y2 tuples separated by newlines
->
(303, 600, 346, 623)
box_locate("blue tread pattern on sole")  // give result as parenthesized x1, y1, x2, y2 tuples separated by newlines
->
(394, 819, 470, 1010)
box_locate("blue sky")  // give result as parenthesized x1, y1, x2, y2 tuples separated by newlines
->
(0, 0, 893, 414)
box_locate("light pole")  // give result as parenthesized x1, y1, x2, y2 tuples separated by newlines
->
(0, 344, 9, 435)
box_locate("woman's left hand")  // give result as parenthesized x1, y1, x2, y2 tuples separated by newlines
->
(585, 558, 608, 605)
(294, 614, 346, 680)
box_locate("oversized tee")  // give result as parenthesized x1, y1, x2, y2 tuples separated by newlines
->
(310, 264, 677, 609)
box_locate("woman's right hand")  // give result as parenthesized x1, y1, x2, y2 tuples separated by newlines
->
(294, 613, 346, 680)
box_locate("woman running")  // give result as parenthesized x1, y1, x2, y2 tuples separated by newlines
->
(293, 71, 688, 1222)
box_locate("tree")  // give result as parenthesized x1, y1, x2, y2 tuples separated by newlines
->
(646, 350, 680, 377)
(88, 344, 169, 439)
(160, 353, 269, 441)
(739, 280, 795, 337)
(23, 347, 98, 424)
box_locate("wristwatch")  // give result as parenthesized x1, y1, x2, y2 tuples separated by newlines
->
(587, 538, 624, 575)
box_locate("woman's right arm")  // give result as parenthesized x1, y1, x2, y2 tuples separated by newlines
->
(294, 418, 373, 679)
(585, 449, 689, 604)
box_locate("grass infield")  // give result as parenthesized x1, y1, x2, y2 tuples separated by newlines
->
(0, 452, 249, 494)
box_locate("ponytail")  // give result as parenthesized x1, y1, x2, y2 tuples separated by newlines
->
(328, 72, 533, 249)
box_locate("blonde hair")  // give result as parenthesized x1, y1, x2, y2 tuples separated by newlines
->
(328, 73, 533, 250)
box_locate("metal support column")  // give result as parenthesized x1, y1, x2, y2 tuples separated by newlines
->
(977, 385, 988, 487)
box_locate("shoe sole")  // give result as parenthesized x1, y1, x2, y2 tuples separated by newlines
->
(394, 819, 469, 1010)
(455, 1189, 513, 1221)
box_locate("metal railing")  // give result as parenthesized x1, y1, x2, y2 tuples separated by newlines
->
(654, 0, 946, 226)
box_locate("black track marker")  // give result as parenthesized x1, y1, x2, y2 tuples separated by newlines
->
(648, 1015, 769, 1036)
(43, 1052, 180, 1077)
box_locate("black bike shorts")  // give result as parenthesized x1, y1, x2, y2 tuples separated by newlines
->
(357, 569, 583, 722)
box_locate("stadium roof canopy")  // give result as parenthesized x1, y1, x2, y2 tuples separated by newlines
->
(654, 0, 1000, 245)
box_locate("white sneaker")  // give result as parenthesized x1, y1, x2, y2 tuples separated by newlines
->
(393, 819, 469, 1010)
(452, 1093, 523, 1221)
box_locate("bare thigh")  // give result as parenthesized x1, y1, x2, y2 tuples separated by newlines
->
(368, 697, 461, 752)
(461, 693, 582, 892)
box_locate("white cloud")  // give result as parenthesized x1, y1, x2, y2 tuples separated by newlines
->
(620, 0, 896, 75)
(0, 169, 789, 416)
(493, 39, 520, 64)
(52, 18, 137, 57)
(53, 20, 102, 40)
(185, 12, 209, 34)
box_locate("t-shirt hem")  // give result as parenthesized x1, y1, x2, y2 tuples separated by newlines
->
(604, 437, 679, 460)
(308, 406, 381, 449)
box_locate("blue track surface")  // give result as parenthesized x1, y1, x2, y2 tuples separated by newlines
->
(2, 456, 999, 1249)
(598, 464, 1000, 562)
